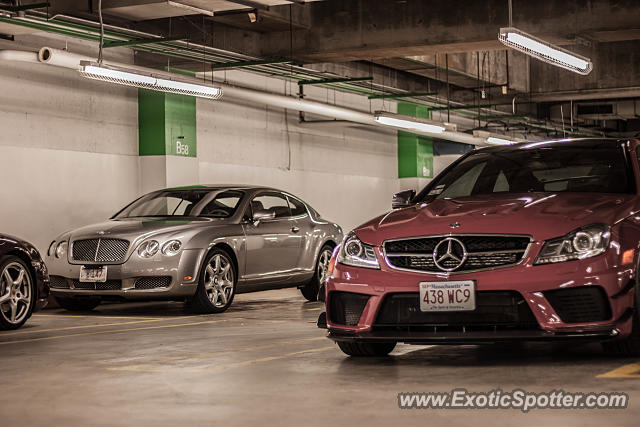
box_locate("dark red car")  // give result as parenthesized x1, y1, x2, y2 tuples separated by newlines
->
(0, 234, 49, 329)
(320, 138, 640, 357)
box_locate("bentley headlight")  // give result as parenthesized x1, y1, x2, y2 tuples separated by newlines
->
(161, 240, 182, 256)
(337, 232, 380, 269)
(535, 224, 610, 265)
(48, 241, 56, 257)
(55, 241, 67, 259)
(137, 240, 160, 258)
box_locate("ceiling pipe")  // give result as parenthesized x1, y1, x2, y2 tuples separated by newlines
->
(26, 47, 487, 145)
(0, 49, 39, 63)
(530, 87, 640, 102)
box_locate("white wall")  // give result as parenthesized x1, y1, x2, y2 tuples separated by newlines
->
(197, 71, 402, 232)
(0, 33, 464, 253)
(0, 35, 139, 252)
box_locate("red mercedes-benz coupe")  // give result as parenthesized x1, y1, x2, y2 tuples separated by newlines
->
(319, 138, 640, 357)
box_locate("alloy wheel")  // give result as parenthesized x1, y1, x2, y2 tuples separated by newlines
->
(0, 262, 32, 325)
(317, 248, 333, 284)
(204, 253, 234, 308)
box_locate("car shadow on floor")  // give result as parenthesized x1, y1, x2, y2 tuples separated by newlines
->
(336, 341, 635, 373)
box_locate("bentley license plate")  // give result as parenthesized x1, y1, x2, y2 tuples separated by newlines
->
(79, 266, 107, 283)
(419, 281, 476, 312)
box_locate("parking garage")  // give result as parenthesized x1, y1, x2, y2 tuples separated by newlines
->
(1, 1, 639, 426)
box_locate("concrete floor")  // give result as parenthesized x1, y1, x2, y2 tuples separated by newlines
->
(1, 288, 639, 426)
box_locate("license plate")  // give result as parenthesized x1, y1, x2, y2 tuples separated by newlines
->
(419, 281, 476, 312)
(79, 266, 107, 283)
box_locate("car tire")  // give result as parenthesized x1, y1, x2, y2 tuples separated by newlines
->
(54, 296, 101, 312)
(337, 341, 396, 357)
(0, 255, 36, 330)
(602, 277, 640, 357)
(190, 248, 237, 314)
(300, 244, 333, 302)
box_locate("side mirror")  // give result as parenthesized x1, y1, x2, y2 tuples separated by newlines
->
(252, 209, 275, 225)
(392, 189, 416, 209)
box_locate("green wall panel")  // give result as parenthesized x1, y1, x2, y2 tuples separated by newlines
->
(397, 103, 434, 178)
(138, 89, 197, 158)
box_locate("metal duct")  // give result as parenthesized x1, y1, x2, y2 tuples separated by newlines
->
(31, 47, 487, 145)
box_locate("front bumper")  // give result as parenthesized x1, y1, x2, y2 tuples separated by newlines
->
(323, 244, 636, 344)
(46, 248, 206, 300)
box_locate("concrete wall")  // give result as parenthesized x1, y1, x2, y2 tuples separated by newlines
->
(0, 34, 462, 253)
(197, 71, 402, 232)
(0, 36, 140, 253)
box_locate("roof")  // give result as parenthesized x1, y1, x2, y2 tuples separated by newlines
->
(477, 138, 629, 153)
(161, 185, 283, 192)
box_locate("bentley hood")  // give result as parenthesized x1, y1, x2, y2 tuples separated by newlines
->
(355, 192, 637, 245)
(61, 217, 224, 242)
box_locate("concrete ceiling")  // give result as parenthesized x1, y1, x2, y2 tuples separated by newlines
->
(2, 0, 640, 137)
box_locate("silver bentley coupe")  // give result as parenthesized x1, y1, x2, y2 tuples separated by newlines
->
(46, 186, 343, 313)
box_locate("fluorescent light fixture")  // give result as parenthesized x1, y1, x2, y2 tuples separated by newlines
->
(473, 130, 525, 145)
(374, 111, 445, 134)
(498, 27, 593, 75)
(79, 62, 223, 100)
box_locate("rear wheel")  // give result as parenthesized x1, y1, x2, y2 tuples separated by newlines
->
(54, 296, 101, 312)
(190, 248, 236, 314)
(300, 244, 333, 302)
(337, 341, 396, 357)
(603, 265, 640, 356)
(0, 256, 35, 330)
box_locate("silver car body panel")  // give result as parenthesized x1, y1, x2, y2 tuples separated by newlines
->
(47, 186, 343, 300)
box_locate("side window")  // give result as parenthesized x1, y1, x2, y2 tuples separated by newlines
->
(493, 170, 510, 193)
(251, 193, 292, 219)
(287, 196, 308, 217)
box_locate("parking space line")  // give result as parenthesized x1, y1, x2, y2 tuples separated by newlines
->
(108, 345, 335, 373)
(0, 319, 228, 346)
(597, 362, 640, 378)
(33, 314, 163, 320)
(1, 318, 170, 336)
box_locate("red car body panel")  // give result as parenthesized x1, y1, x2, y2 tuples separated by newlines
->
(324, 139, 640, 344)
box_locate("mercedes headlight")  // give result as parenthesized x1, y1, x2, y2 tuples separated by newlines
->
(337, 232, 380, 269)
(535, 224, 610, 265)
(137, 240, 160, 258)
(55, 241, 67, 259)
(161, 240, 182, 256)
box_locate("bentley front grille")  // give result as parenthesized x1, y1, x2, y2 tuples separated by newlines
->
(71, 238, 130, 263)
(384, 235, 531, 273)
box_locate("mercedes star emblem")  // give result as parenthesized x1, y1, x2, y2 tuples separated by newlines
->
(432, 237, 467, 272)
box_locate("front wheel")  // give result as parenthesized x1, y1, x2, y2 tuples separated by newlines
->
(300, 244, 333, 302)
(190, 248, 237, 314)
(337, 341, 396, 357)
(0, 256, 35, 330)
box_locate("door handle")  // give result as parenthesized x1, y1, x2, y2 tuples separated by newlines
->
(291, 226, 300, 233)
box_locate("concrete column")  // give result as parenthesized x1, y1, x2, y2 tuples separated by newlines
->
(138, 89, 199, 193)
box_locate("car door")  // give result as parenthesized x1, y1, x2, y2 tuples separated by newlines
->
(242, 192, 302, 280)
(285, 194, 317, 272)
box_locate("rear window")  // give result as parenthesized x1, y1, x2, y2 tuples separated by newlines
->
(417, 141, 634, 202)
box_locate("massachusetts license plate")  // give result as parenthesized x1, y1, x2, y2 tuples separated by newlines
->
(419, 281, 476, 312)
(79, 266, 107, 283)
